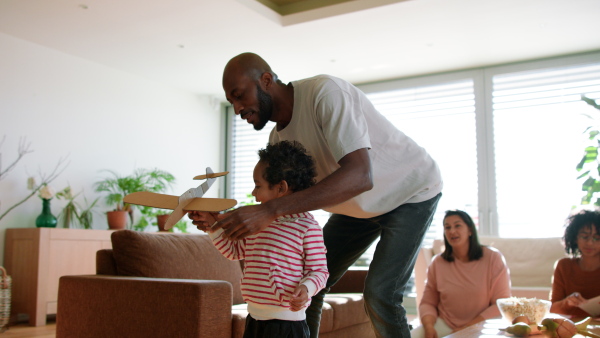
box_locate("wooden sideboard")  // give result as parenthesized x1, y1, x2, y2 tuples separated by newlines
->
(3, 228, 114, 326)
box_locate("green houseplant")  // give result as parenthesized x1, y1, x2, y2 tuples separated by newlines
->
(55, 186, 99, 229)
(94, 168, 175, 230)
(576, 95, 600, 207)
(145, 207, 189, 233)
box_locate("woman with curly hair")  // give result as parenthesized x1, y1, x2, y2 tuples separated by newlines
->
(550, 209, 600, 317)
(202, 140, 329, 338)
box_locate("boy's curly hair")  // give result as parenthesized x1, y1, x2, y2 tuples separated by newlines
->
(563, 209, 600, 256)
(258, 140, 317, 192)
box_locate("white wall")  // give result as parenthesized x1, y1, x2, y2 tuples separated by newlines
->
(0, 33, 224, 264)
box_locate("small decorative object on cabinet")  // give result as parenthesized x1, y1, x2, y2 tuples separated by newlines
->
(106, 210, 128, 229)
(35, 198, 57, 228)
(0, 266, 11, 333)
(55, 186, 99, 229)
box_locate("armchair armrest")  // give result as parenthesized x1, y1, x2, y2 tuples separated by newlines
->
(57, 275, 233, 338)
(414, 246, 434, 314)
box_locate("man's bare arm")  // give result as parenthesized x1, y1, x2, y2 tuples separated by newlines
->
(213, 148, 373, 240)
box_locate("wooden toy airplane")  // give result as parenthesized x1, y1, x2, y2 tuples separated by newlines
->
(123, 167, 237, 230)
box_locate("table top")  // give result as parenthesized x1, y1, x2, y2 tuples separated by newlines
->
(446, 317, 600, 338)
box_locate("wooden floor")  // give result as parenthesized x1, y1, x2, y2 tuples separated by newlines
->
(1, 321, 56, 338)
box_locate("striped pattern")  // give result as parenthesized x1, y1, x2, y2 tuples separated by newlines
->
(211, 212, 328, 310)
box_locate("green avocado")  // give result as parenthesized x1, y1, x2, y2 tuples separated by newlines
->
(506, 322, 532, 337)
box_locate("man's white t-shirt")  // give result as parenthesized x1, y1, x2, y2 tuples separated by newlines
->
(270, 75, 442, 219)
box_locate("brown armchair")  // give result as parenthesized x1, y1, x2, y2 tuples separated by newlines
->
(56, 230, 373, 338)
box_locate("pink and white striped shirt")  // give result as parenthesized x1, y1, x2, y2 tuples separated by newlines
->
(209, 212, 329, 321)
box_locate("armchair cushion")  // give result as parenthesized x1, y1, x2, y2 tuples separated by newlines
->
(110, 230, 245, 304)
(478, 236, 565, 288)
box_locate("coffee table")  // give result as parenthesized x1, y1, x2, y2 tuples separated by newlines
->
(446, 317, 600, 337)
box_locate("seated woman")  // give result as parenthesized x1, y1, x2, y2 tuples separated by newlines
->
(550, 209, 600, 318)
(411, 210, 511, 338)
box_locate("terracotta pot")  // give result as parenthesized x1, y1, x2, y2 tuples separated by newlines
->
(106, 210, 128, 230)
(156, 214, 170, 232)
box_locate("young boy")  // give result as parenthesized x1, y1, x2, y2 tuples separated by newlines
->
(205, 140, 329, 338)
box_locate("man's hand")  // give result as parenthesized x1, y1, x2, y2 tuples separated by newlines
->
(211, 204, 276, 240)
(188, 211, 218, 232)
(289, 284, 309, 312)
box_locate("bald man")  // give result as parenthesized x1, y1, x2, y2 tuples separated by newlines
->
(191, 52, 443, 338)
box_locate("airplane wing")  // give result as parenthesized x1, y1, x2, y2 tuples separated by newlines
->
(193, 171, 229, 180)
(163, 197, 237, 231)
(123, 192, 179, 210)
(183, 197, 237, 212)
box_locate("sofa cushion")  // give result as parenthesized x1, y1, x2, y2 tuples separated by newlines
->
(479, 236, 566, 288)
(96, 248, 117, 275)
(229, 294, 370, 337)
(231, 304, 248, 338)
(320, 294, 370, 333)
(110, 230, 245, 304)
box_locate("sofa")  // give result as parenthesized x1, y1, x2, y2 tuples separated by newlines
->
(56, 230, 375, 338)
(414, 236, 567, 314)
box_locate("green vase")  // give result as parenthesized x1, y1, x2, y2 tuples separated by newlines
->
(36, 198, 57, 228)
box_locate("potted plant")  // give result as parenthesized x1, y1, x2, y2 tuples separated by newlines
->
(576, 95, 600, 207)
(134, 206, 167, 232)
(55, 186, 99, 229)
(94, 168, 175, 230)
(135, 207, 189, 232)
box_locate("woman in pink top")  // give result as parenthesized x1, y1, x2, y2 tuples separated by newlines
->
(411, 210, 511, 338)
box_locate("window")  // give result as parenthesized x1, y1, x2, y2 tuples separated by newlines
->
(490, 62, 600, 237)
(358, 51, 600, 239)
(363, 78, 479, 245)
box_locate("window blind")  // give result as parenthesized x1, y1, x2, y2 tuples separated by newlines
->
(492, 62, 600, 237)
(365, 80, 478, 247)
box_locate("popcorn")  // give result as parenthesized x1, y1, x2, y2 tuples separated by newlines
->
(497, 297, 551, 324)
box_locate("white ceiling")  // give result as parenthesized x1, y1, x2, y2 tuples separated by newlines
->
(1, 0, 600, 100)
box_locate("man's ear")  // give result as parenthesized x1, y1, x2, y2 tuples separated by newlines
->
(278, 180, 290, 197)
(260, 72, 274, 90)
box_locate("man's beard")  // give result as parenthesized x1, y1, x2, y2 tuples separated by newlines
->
(254, 84, 273, 131)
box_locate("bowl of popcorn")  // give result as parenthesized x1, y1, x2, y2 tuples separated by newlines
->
(496, 297, 551, 324)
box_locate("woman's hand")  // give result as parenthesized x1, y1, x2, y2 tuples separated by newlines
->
(423, 324, 438, 338)
(564, 292, 587, 308)
(421, 315, 439, 338)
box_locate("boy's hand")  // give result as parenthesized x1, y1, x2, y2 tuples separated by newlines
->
(289, 284, 309, 312)
(188, 211, 218, 232)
